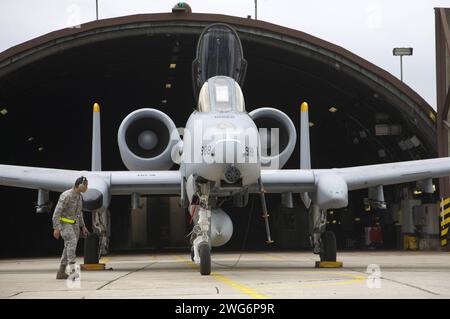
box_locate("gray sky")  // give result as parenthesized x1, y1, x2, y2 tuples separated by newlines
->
(0, 0, 448, 108)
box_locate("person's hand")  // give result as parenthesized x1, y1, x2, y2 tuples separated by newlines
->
(53, 229, 61, 239)
(82, 226, 90, 237)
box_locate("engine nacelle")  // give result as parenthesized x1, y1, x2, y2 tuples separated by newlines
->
(211, 208, 233, 247)
(249, 107, 296, 169)
(314, 173, 348, 210)
(118, 108, 179, 170)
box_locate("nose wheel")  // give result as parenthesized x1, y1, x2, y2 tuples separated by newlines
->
(198, 243, 211, 275)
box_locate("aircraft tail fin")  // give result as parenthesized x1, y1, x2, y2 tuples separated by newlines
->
(91, 102, 102, 171)
(300, 102, 311, 208)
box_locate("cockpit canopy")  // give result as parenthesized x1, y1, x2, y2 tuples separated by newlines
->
(192, 23, 247, 100)
(198, 76, 246, 113)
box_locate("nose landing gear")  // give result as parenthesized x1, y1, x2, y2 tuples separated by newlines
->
(190, 183, 213, 275)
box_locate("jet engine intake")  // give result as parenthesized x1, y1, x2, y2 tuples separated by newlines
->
(118, 108, 179, 170)
(249, 107, 296, 168)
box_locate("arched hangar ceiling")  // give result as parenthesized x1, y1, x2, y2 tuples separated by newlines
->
(0, 12, 437, 171)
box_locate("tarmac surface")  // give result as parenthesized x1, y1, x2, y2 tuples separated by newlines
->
(1, 251, 450, 299)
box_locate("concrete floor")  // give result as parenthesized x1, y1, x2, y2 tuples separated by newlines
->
(1, 251, 450, 299)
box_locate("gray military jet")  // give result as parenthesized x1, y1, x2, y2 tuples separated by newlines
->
(1, 24, 450, 275)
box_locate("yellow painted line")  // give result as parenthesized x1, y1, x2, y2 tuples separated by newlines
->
(441, 228, 449, 237)
(264, 279, 364, 289)
(441, 217, 450, 227)
(317, 271, 366, 280)
(174, 256, 365, 294)
(211, 272, 267, 299)
(175, 255, 268, 299)
(261, 271, 366, 289)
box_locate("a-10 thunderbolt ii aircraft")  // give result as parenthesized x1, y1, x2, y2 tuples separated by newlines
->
(1, 23, 450, 275)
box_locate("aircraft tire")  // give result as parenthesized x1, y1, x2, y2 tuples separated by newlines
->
(320, 231, 337, 262)
(199, 243, 211, 276)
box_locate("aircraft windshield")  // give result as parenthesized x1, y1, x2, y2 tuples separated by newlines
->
(198, 76, 245, 113)
(192, 24, 247, 99)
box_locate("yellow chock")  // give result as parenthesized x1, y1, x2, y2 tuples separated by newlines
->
(80, 263, 106, 271)
(315, 261, 343, 268)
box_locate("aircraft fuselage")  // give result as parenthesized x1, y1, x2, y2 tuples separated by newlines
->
(182, 109, 261, 196)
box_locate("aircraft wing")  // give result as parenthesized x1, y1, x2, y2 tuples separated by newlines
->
(2, 157, 450, 197)
(0, 165, 181, 195)
(260, 169, 316, 193)
(261, 157, 450, 193)
(109, 170, 181, 195)
(0, 165, 83, 192)
(317, 157, 450, 191)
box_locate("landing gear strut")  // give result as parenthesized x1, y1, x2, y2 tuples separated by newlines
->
(309, 204, 337, 262)
(190, 183, 212, 275)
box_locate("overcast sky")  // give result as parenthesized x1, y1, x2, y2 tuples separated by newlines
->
(0, 0, 448, 108)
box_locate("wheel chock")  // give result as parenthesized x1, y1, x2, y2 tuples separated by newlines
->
(80, 263, 107, 271)
(315, 261, 343, 268)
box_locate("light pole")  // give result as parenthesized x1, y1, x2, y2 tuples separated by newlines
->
(255, 0, 257, 20)
(96, 0, 99, 20)
(393, 47, 413, 82)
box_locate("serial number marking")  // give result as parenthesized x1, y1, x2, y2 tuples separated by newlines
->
(219, 303, 275, 314)
(175, 303, 275, 316)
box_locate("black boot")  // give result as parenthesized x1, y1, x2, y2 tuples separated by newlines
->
(56, 264, 68, 280)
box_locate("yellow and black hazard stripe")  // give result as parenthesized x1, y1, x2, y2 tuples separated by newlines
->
(440, 198, 450, 246)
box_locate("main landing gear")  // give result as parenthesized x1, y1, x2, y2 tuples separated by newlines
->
(309, 204, 337, 262)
